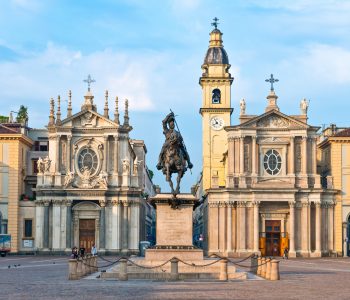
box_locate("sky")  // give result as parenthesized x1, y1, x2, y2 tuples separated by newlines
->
(1, 0, 350, 192)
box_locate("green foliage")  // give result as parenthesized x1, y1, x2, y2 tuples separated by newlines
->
(16, 105, 28, 123)
(148, 169, 154, 180)
(0, 115, 9, 123)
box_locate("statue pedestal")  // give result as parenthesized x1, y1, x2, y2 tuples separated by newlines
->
(145, 193, 203, 261)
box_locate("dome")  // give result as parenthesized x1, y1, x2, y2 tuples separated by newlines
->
(204, 47, 229, 65)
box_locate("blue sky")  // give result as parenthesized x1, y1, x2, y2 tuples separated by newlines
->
(1, 0, 350, 192)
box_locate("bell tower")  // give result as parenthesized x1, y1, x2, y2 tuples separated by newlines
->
(199, 18, 233, 191)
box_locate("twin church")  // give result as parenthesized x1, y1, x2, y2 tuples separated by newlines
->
(1, 21, 345, 257)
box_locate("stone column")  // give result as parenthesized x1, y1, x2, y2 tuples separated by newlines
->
(239, 137, 244, 175)
(226, 203, 232, 254)
(343, 222, 348, 257)
(312, 137, 317, 174)
(67, 135, 72, 172)
(328, 202, 334, 252)
(301, 201, 309, 255)
(315, 202, 321, 254)
(103, 136, 108, 172)
(111, 200, 121, 250)
(113, 135, 119, 181)
(66, 200, 72, 250)
(129, 202, 139, 251)
(253, 200, 260, 253)
(43, 200, 50, 249)
(208, 203, 219, 253)
(288, 201, 296, 256)
(228, 138, 234, 175)
(52, 200, 61, 250)
(56, 135, 61, 173)
(289, 137, 295, 174)
(238, 201, 246, 253)
(99, 200, 106, 250)
(252, 136, 257, 176)
(302, 136, 307, 174)
(122, 201, 129, 252)
(35, 200, 44, 249)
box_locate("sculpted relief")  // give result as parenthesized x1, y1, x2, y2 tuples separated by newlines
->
(257, 115, 290, 128)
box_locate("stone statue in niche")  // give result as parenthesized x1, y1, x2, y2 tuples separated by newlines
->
(133, 158, 143, 176)
(122, 158, 130, 175)
(63, 171, 75, 188)
(43, 156, 51, 173)
(37, 157, 45, 174)
(80, 166, 92, 188)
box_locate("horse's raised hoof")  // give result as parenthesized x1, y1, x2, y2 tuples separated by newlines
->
(156, 163, 162, 170)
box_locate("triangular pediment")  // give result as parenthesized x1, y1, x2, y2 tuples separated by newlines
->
(60, 110, 118, 128)
(239, 110, 309, 129)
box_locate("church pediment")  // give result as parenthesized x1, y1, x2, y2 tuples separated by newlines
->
(240, 110, 308, 129)
(60, 110, 118, 128)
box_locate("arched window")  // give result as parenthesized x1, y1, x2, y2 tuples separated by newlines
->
(212, 89, 221, 104)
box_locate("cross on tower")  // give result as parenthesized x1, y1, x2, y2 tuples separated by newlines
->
(265, 74, 279, 91)
(83, 74, 96, 92)
(211, 17, 219, 30)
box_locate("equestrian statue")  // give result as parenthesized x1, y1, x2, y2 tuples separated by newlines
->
(156, 111, 193, 196)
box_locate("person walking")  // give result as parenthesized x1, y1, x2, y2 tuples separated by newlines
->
(91, 243, 97, 256)
(283, 247, 289, 259)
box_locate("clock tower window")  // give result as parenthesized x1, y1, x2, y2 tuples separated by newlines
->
(212, 89, 221, 104)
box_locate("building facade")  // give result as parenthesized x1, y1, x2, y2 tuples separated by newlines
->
(195, 25, 337, 257)
(32, 89, 155, 254)
(319, 125, 350, 256)
(0, 122, 33, 252)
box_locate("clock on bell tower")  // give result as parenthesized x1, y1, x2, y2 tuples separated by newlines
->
(199, 18, 233, 191)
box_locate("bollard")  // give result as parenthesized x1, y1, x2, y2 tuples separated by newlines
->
(76, 258, 83, 279)
(92, 256, 97, 273)
(265, 257, 271, 280)
(170, 258, 179, 281)
(82, 257, 87, 276)
(68, 259, 78, 280)
(219, 259, 228, 281)
(251, 255, 258, 274)
(261, 257, 266, 278)
(257, 257, 262, 276)
(119, 258, 128, 281)
(270, 259, 280, 281)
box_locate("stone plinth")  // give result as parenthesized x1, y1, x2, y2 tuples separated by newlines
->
(146, 193, 202, 261)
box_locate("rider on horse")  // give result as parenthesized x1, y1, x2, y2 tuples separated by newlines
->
(156, 112, 193, 173)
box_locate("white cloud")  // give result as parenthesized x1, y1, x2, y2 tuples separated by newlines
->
(0, 42, 202, 127)
(279, 44, 350, 85)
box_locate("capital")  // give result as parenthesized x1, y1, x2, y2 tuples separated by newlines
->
(43, 199, 51, 206)
(99, 199, 106, 208)
(252, 200, 260, 207)
(288, 201, 296, 208)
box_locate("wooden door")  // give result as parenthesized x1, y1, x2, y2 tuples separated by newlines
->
(79, 219, 95, 253)
(265, 220, 281, 256)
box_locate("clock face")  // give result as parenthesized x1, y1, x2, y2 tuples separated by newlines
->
(210, 116, 224, 130)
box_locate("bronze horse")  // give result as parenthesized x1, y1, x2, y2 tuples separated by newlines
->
(157, 112, 193, 196)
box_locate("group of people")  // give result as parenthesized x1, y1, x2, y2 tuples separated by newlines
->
(71, 243, 97, 259)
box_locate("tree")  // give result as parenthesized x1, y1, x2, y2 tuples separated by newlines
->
(16, 105, 28, 123)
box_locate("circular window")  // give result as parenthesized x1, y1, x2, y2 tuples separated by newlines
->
(77, 148, 99, 175)
(263, 149, 282, 175)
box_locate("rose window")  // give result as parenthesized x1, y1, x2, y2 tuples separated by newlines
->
(77, 148, 99, 175)
(263, 149, 282, 175)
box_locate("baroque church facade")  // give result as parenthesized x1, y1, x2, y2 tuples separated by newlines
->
(195, 26, 337, 257)
(34, 86, 155, 254)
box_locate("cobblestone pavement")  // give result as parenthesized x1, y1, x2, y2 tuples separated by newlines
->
(1, 256, 350, 299)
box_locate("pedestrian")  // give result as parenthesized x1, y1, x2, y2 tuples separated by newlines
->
(283, 247, 289, 259)
(79, 246, 85, 257)
(91, 243, 97, 256)
(71, 246, 78, 259)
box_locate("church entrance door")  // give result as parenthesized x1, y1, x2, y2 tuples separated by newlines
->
(79, 219, 95, 253)
(265, 220, 281, 256)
